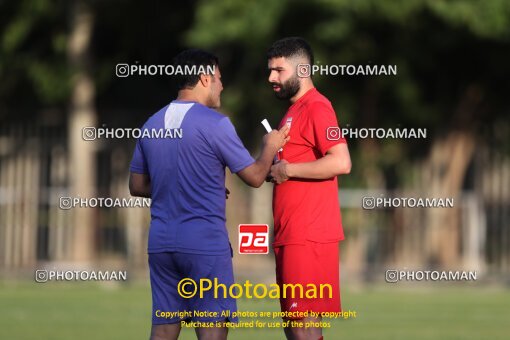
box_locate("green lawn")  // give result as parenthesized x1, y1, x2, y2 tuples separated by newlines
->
(0, 282, 509, 339)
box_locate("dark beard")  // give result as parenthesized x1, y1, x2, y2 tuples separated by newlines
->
(274, 76, 300, 100)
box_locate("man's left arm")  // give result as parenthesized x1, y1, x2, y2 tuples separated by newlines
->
(270, 143, 351, 183)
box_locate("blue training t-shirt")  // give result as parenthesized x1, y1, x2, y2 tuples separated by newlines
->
(130, 100, 255, 255)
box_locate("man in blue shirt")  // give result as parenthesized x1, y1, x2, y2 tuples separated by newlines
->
(129, 49, 289, 340)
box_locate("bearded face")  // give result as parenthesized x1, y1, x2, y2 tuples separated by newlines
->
(271, 73, 301, 100)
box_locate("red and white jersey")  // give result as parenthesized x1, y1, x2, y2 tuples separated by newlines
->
(273, 87, 347, 246)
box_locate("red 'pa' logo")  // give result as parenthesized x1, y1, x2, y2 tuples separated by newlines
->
(238, 224, 269, 254)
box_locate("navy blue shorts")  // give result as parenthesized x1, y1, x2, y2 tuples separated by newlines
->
(149, 252, 238, 325)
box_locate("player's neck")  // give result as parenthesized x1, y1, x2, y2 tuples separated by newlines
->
(176, 90, 204, 105)
(289, 82, 314, 104)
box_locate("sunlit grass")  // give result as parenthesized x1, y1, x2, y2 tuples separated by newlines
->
(0, 282, 508, 339)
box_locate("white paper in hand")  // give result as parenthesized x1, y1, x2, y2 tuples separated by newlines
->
(261, 119, 272, 133)
(261, 119, 283, 152)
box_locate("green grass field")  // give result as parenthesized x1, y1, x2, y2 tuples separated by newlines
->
(1, 282, 509, 339)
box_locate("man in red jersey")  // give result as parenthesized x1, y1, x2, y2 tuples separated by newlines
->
(267, 37, 352, 340)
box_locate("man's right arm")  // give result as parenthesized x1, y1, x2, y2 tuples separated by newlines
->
(129, 172, 151, 197)
(236, 125, 289, 188)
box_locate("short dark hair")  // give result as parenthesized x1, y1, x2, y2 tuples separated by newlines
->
(172, 49, 219, 90)
(267, 37, 314, 65)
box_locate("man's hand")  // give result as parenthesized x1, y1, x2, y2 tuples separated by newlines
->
(236, 125, 290, 188)
(263, 125, 290, 153)
(270, 159, 290, 184)
(277, 143, 351, 180)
